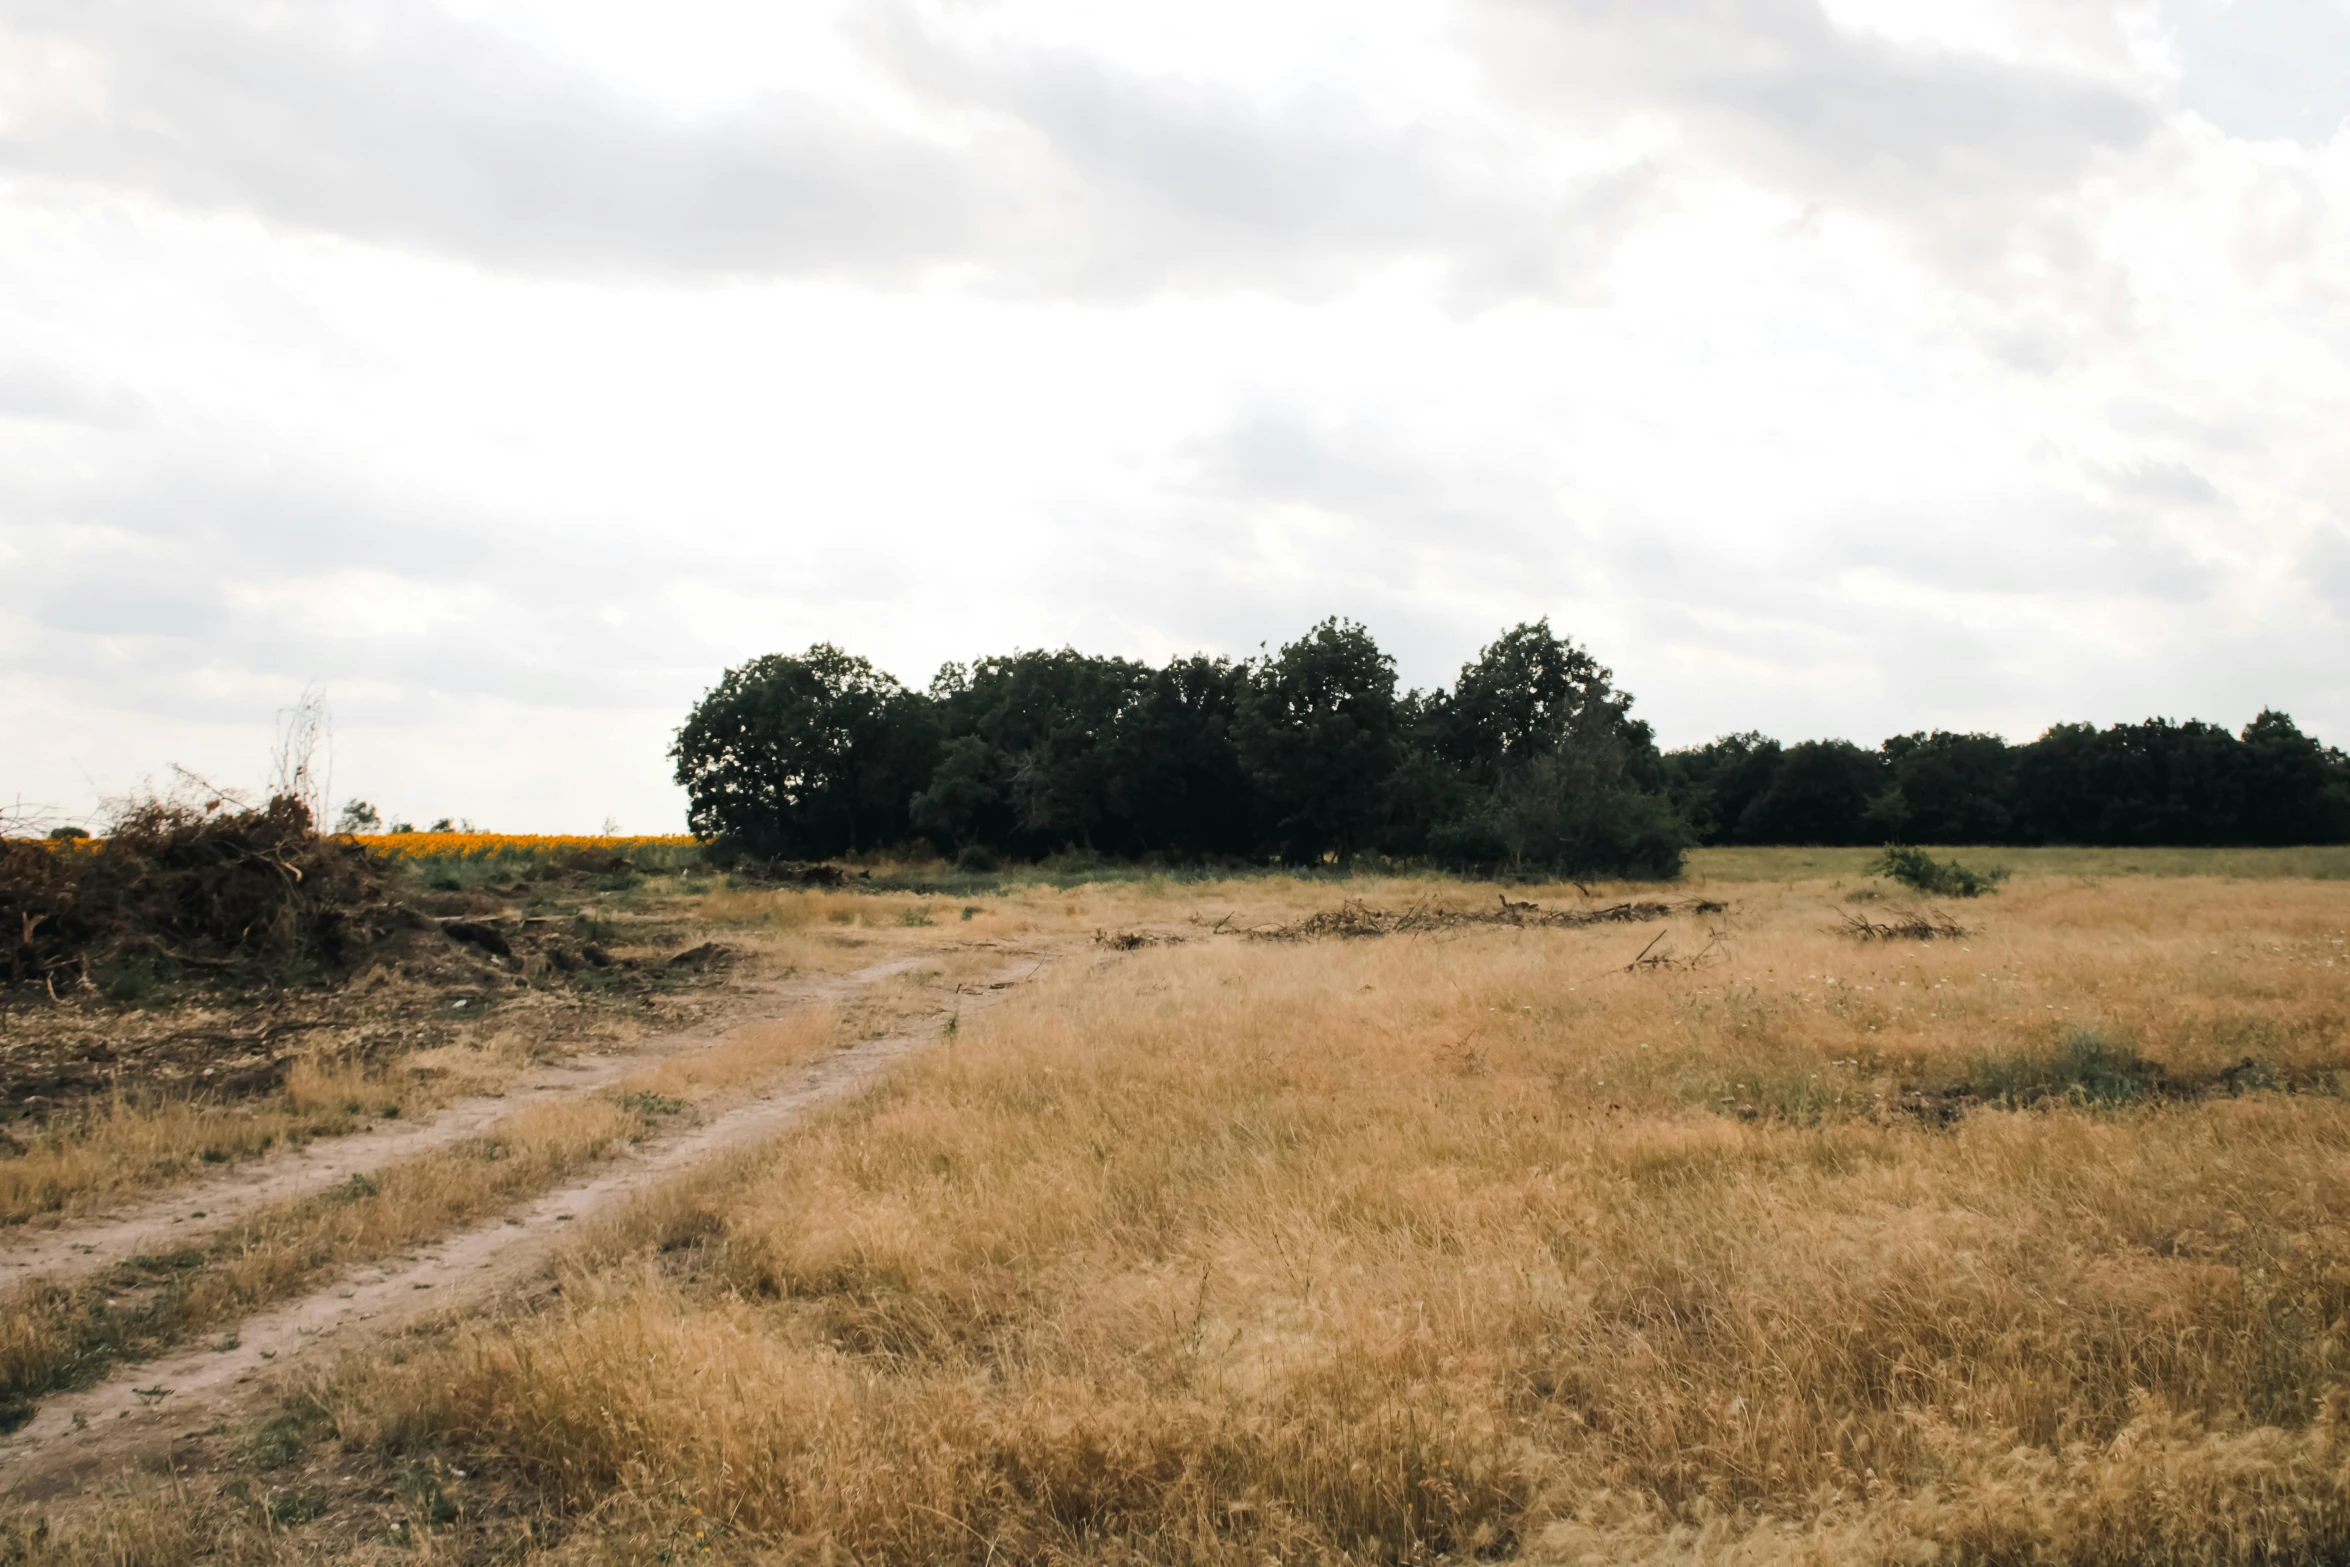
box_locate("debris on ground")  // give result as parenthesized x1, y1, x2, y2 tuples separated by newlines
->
(2, 800, 744, 1127)
(3, 794, 417, 996)
(1245, 894, 1726, 941)
(1094, 929, 1183, 951)
(1836, 908, 1967, 941)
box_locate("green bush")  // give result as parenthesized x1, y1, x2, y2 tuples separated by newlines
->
(1869, 843, 2009, 897)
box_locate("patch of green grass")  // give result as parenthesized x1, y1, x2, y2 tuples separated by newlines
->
(1958, 1029, 2160, 1108)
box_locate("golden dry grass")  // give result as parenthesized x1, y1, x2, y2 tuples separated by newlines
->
(0, 1056, 385, 1228)
(15, 869, 2350, 1563)
(253, 872, 2349, 1564)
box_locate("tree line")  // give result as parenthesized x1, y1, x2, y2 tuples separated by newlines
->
(670, 621, 2350, 877)
(1665, 715, 2350, 849)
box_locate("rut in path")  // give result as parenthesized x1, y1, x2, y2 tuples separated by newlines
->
(0, 948, 1059, 1505)
(0, 955, 932, 1296)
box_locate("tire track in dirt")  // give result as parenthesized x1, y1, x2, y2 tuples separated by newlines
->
(0, 947, 1063, 1503)
(0, 954, 932, 1297)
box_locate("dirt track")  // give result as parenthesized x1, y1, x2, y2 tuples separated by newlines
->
(0, 955, 927, 1296)
(0, 941, 1068, 1504)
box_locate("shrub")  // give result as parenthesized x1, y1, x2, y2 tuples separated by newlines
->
(1869, 844, 2009, 897)
(1482, 748, 1689, 879)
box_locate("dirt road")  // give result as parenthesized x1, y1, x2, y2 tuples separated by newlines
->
(0, 956, 935, 1295)
(0, 941, 1067, 1504)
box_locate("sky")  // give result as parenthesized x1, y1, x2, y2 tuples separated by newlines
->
(3, 0, 2347, 833)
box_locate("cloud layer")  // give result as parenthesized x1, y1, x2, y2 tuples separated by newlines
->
(2, 0, 2346, 830)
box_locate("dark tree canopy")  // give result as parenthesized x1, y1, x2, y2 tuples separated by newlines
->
(1870, 732, 2016, 844)
(1661, 733, 1783, 845)
(1234, 618, 1405, 863)
(1663, 711, 2350, 849)
(910, 650, 1152, 859)
(1423, 621, 1682, 876)
(1733, 740, 1882, 846)
(1102, 656, 1258, 858)
(670, 628, 2350, 872)
(670, 645, 937, 859)
(1435, 620, 1646, 783)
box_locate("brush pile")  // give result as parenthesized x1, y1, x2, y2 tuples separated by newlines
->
(1249, 893, 1726, 941)
(3, 795, 417, 995)
(1836, 907, 1967, 942)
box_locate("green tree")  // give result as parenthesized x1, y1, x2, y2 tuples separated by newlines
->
(2234, 710, 2350, 845)
(1234, 619, 1402, 862)
(671, 645, 938, 859)
(1434, 619, 1657, 787)
(1102, 656, 1258, 858)
(1869, 732, 2014, 843)
(1661, 732, 1784, 846)
(1425, 621, 1685, 876)
(1734, 739, 1880, 845)
(908, 650, 1152, 858)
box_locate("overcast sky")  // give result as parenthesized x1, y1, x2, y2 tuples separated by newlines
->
(4, 0, 2347, 831)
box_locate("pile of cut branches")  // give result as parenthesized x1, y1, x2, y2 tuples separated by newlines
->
(4, 794, 417, 995)
(1836, 908, 1967, 942)
(1248, 894, 1725, 942)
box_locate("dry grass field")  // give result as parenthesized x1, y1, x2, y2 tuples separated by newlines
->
(6, 854, 2350, 1563)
